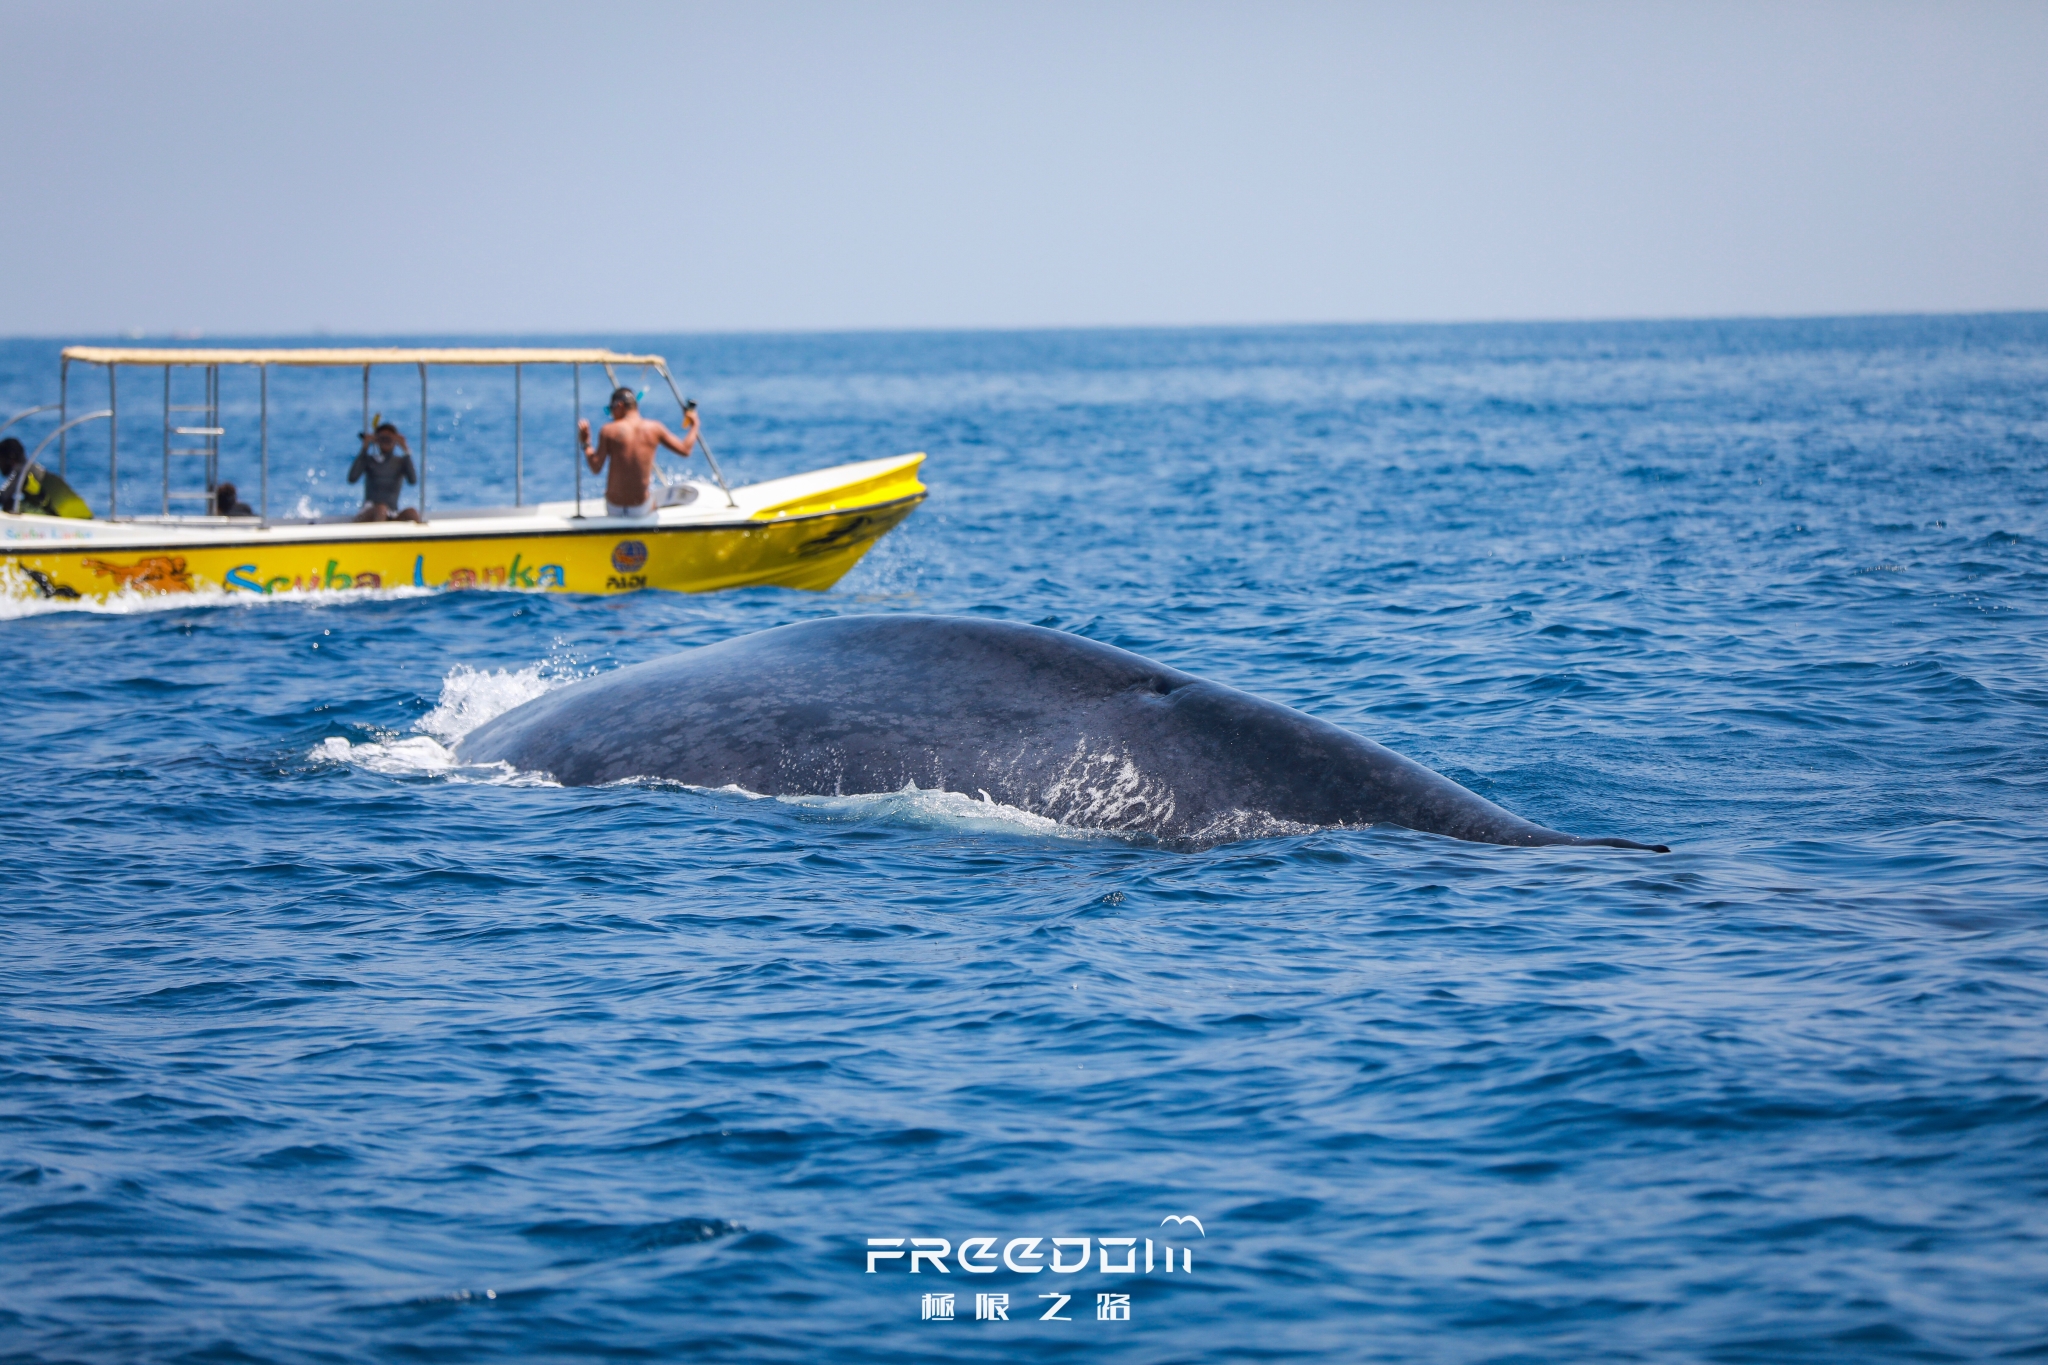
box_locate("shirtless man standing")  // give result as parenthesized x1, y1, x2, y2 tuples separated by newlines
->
(579, 388, 699, 516)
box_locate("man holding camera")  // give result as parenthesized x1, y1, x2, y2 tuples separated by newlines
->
(348, 421, 422, 522)
(580, 387, 699, 517)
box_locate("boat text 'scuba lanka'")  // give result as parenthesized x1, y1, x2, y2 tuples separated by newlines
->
(0, 346, 925, 600)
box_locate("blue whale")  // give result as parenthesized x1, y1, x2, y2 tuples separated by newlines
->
(457, 615, 1668, 852)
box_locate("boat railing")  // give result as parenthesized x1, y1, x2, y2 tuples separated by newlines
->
(424, 503, 542, 521)
(53, 347, 740, 525)
(653, 364, 737, 508)
(0, 403, 62, 442)
(116, 513, 265, 528)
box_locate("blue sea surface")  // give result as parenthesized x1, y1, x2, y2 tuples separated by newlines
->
(3, 318, 2047, 1362)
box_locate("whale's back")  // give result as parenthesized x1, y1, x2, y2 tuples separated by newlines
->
(457, 615, 1666, 851)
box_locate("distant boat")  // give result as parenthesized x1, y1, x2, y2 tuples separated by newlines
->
(1, 345, 925, 600)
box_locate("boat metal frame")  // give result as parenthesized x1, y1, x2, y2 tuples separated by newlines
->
(51, 346, 738, 524)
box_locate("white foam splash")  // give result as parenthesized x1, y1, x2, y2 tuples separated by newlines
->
(770, 782, 1110, 842)
(312, 661, 578, 784)
(312, 733, 484, 777)
(416, 663, 561, 742)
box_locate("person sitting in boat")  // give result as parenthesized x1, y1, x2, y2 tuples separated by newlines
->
(0, 436, 92, 519)
(214, 482, 254, 517)
(348, 422, 422, 523)
(580, 387, 699, 516)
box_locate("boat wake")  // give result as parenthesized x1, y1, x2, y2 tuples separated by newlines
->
(0, 563, 436, 620)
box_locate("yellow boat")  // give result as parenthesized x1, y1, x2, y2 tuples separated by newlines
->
(1, 346, 926, 601)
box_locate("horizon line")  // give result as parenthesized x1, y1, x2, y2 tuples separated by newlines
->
(6, 307, 2046, 344)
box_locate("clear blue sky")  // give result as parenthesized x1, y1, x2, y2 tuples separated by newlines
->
(4, 0, 2044, 335)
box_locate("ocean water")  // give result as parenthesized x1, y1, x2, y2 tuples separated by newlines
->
(3, 317, 2047, 1363)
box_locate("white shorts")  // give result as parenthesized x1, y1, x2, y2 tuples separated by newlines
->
(606, 497, 656, 517)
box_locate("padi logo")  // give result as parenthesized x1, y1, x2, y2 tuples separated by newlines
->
(611, 540, 648, 573)
(866, 1217, 1204, 1325)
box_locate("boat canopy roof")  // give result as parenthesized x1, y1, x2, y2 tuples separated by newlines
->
(61, 346, 669, 368)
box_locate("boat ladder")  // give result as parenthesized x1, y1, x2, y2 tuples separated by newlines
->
(162, 363, 223, 515)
